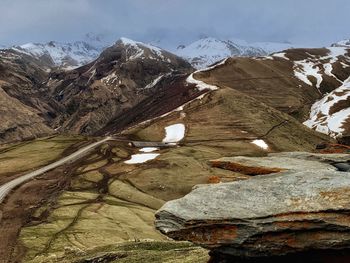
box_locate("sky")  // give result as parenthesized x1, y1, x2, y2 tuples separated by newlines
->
(0, 0, 349, 48)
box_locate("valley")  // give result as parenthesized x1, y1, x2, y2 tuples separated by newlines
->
(0, 34, 350, 263)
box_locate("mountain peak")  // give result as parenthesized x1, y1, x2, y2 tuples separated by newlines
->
(332, 39, 350, 47)
(11, 40, 105, 69)
(175, 37, 267, 69)
(118, 37, 162, 51)
(119, 37, 140, 45)
(115, 37, 170, 62)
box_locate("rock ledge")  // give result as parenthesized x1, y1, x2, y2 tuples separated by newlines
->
(155, 152, 350, 258)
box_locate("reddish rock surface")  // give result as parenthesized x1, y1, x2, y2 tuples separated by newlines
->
(156, 152, 350, 261)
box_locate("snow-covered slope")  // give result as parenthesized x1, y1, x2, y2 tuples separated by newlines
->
(332, 39, 350, 47)
(175, 37, 267, 69)
(118, 37, 175, 62)
(304, 76, 350, 138)
(298, 47, 350, 137)
(175, 37, 297, 69)
(249, 41, 295, 54)
(11, 41, 104, 69)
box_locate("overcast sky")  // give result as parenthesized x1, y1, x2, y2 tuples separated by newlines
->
(1, 0, 349, 48)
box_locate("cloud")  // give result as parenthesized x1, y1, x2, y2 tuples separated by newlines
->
(0, 0, 349, 47)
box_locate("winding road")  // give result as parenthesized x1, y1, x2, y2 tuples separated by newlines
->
(0, 136, 112, 203)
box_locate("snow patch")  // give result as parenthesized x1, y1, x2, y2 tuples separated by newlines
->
(186, 73, 218, 91)
(293, 46, 349, 89)
(251, 139, 269, 150)
(163, 124, 186, 143)
(186, 58, 227, 91)
(272, 52, 289, 60)
(294, 60, 323, 88)
(139, 147, 159, 153)
(304, 76, 350, 137)
(124, 153, 160, 164)
(125, 124, 186, 164)
(144, 75, 164, 89)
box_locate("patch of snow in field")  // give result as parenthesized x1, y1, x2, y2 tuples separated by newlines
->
(294, 60, 323, 88)
(304, 76, 350, 137)
(251, 139, 269, 150)
(139, 147, 159, 153)
(125, 124, 186, 164)
(272, 52, 289, 60)
(163, 124, 185, 143)
(124, 153, 160, 164)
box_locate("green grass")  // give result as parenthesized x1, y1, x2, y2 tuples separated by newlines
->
(0, 135, 85, 176)
(24, 241, 209, 263)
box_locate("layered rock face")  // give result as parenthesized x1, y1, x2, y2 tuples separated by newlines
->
(155, 152, 350, 260)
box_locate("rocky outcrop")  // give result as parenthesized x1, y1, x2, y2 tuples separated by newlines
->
(155, 152, 350, 259)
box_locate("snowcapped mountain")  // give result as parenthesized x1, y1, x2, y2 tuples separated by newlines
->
(247, 41, 295, 54)
(1, 35, 301, 70)
(332, 39, 350, 47)
(175, 37, 266, 69)
(175, 37, 296, 69)
(118, 37, 176, 62)
(46, 37, 192, 134)
(11, 40, 104, 70)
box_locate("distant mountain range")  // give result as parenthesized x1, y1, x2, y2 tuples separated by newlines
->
(0, 36, 303, 70)
(175, 37, 296, 69)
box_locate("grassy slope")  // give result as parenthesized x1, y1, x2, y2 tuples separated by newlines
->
(0, 135, 85, 178)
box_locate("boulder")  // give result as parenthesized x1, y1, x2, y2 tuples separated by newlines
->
(155, 152, 350, 260)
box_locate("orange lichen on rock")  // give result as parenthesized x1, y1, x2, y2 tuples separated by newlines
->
(170, 225, 238, 245)
(207, 176, 221, 184)
(210, 160, 283, 176)
(318, 144, 350, 154)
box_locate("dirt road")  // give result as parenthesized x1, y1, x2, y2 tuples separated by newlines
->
(0, 137, 112, 203)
